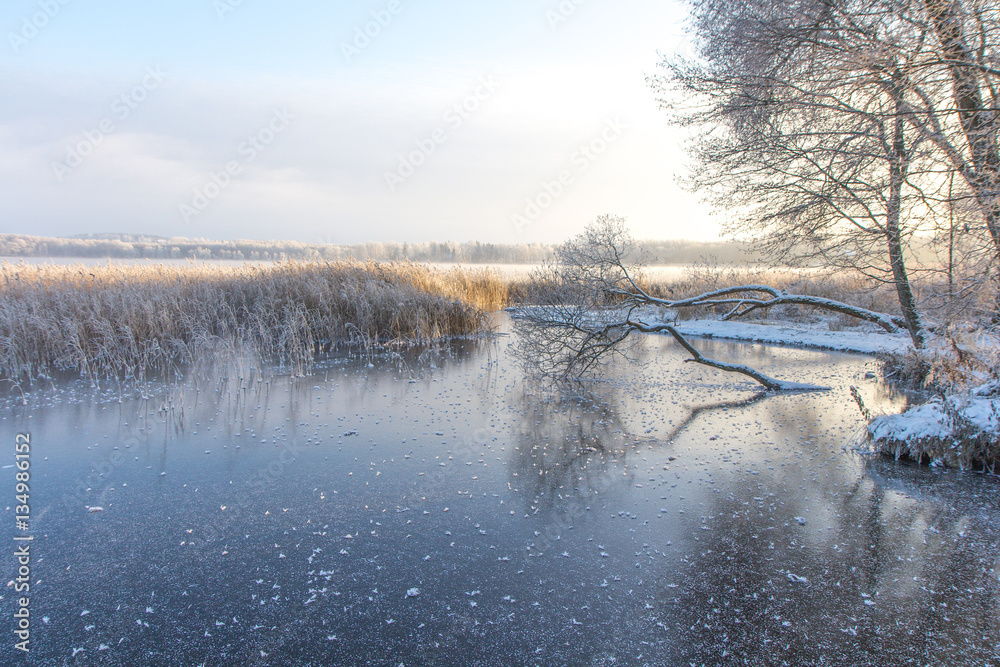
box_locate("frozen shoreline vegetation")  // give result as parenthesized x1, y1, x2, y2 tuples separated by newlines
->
(866, 336, 1000, 471)
(868, 382, 1000, 470)
(0, 260, 508, 383)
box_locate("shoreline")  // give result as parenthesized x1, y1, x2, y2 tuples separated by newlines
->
(666, 318, 912, 356)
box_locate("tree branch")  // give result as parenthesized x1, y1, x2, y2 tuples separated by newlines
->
(627, 320, 829, 391)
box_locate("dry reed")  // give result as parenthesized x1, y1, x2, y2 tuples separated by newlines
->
(0, 260, 510, 382)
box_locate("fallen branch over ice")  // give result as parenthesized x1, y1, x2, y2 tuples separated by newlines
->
(628, 321, 829, 391)
(513, 216, 913, 390)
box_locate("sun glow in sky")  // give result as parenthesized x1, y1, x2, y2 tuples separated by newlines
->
(1, 0, 715, 244)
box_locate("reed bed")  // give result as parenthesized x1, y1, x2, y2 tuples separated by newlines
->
(0, 260, 509, 382)
(3, 255, 962, 383)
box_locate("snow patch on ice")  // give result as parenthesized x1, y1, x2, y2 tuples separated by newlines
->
(667, 319, 911, 355)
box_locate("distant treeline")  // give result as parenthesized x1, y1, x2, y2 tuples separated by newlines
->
(0, 233, 758, 265)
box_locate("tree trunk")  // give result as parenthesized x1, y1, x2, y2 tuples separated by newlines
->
(923, 0, 1000, 318)
(886, 74, 925, 349)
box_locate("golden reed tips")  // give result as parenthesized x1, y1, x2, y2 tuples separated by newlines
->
(0, 259, 512, 381)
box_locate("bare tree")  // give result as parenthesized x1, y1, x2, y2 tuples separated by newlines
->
(917, 0, 1000, 315)
(513, 216, 908, 391)
(652, 0, 949, 347)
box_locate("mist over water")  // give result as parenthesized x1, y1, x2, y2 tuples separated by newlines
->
(1, 316, 997, 666)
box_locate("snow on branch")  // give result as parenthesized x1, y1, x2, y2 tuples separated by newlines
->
(513, 215, 907, 390)
(662, 286, 906, 333)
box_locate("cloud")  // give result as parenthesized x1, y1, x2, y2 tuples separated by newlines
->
(0, 50, 714, 243)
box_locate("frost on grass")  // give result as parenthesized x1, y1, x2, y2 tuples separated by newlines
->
(0, 260, 501, 383)
(868, 384, 1000, 470)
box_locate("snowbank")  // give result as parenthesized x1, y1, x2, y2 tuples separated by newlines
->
(669, 319, 912, 355)
(868, 384, 1000, 469)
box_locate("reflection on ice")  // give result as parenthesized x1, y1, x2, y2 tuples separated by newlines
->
(0, 316, 997, 665)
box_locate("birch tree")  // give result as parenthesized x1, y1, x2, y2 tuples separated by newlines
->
(653, 0, 1000, 337)
(916, 0, 1000, 315)
(652, 0, 945, 346)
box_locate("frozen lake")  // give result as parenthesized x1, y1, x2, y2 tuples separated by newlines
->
(1, 316, 998, 665)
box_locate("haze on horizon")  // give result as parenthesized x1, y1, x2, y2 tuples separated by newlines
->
(1, 0, 714, 246)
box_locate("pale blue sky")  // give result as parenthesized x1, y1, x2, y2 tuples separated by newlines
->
(1, 0, 712, 244)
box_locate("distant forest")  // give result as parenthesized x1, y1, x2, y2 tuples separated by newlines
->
(0, 233, 759, 265)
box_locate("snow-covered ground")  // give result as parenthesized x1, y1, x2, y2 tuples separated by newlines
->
(867, 382, 1000, 469)
(669, 318, 912, 355)
(513, 305, 914, 356)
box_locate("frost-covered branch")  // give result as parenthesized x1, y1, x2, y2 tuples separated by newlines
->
(513, 216, 908, 390)
(627, 320, 827, 391)
(664, 285, 907, 332)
